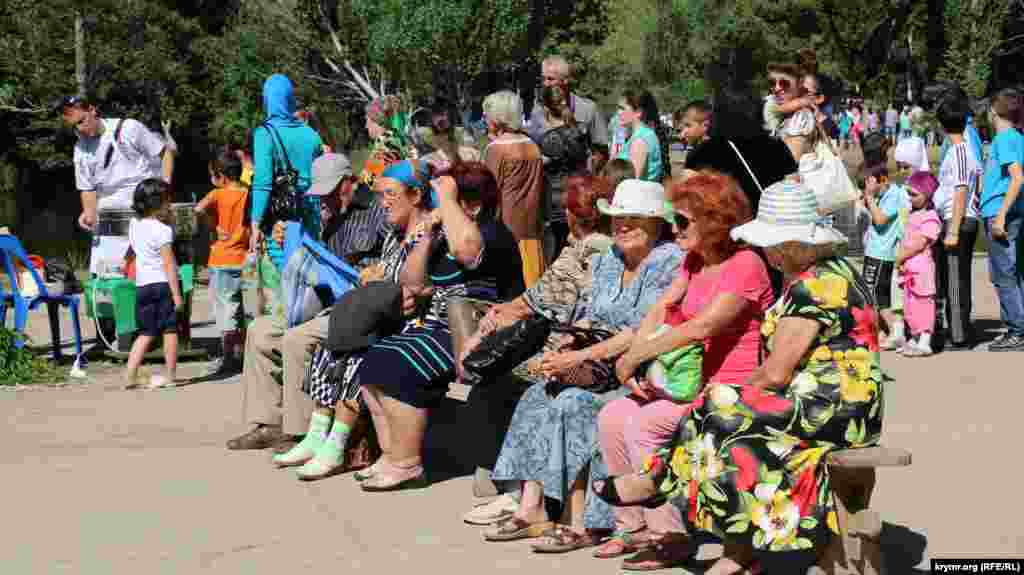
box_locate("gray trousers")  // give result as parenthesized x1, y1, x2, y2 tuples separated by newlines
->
(240, 313, 328, 436)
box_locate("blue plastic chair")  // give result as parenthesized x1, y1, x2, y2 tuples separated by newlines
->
(0, 234, 83, 359)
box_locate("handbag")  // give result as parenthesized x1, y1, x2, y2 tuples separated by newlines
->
(543, 324, 619, 397)
(642, 325, 704, 402)
(461, 314, 553, 387)
(259, 123, 302, 234)
(799, 126, 859, 215)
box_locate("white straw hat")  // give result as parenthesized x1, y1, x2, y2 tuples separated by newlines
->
(731, 180, 848, 247)
(596, 179, 673, 224)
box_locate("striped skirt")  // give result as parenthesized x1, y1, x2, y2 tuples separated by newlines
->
(356, 320, 455, 409)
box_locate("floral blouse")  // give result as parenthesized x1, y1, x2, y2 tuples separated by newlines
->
(761, 256, 885, 445)
(575, 241, 684, 331)
(522, 233, 613, 324)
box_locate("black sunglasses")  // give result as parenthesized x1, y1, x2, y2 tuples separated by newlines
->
(673, 213, 691, 235)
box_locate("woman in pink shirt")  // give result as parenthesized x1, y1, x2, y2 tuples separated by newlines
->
(593, 173, 774, 569)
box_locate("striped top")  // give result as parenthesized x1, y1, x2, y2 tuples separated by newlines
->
(934, 141, 981, 222)
(756, 181, 820, 226)
(322, 186, 391, 270)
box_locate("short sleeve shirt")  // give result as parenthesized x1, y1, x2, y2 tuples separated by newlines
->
(665, 250, 774, 386)
(980, 128, 1024, 219)
(129, 217, 174, 287)
(202, 185, 250, 268)
(864, 184, 911, 261)
(935, 141, 982, 222)
(73, 118, 165, 210)
(579, 241, 682, 331)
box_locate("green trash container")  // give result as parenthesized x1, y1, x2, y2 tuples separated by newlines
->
(83, 264, 195, 352)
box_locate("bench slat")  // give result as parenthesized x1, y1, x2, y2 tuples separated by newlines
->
(827, 446, 911, 468)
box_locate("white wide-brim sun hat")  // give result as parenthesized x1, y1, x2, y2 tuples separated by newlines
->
(596, 179, 674, 224)
(731, 180, 848, 247)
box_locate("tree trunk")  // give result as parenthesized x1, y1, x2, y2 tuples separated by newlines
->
(926, 0, 945, 80)
(75, 11, 86, 97)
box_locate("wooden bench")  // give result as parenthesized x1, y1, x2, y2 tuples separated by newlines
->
(809, 446, 912, 575)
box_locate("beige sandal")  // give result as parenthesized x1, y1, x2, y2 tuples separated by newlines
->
(483, 517, 554, 542)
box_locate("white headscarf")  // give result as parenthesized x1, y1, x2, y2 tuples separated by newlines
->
(894, 136, 930, 173)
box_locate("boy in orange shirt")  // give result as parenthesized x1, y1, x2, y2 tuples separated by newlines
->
(195, 148, 251, 376)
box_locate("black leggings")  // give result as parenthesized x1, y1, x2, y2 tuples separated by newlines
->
(934, 218, 979, 347)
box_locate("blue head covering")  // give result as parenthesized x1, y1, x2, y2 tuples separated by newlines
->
(262, 74, 302, 126)
(382, 160, 436, 206)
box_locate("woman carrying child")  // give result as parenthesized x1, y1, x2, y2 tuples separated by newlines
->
(897, 172, 942, 356)
(125, 179, 184, 388)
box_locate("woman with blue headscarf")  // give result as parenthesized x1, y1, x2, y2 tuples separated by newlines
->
(246, 74, 321, 270)
(279, 160, 524, 482)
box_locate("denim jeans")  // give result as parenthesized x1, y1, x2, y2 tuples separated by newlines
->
(985, 214, 1024, 336)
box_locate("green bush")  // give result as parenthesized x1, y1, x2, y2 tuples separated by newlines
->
(0, 327, 64, 386)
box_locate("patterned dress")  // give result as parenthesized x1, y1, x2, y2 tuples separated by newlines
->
(648, 256, 885, 552)
(493, 242, 684, 530)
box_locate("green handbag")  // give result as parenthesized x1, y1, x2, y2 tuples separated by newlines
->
(644, 325, 703, 402)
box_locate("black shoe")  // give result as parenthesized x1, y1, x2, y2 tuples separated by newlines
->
(989, 334, 1024, 352)
(592, 475, 667, 509)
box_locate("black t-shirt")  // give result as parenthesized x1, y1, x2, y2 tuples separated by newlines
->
(426, 217, 525, 304)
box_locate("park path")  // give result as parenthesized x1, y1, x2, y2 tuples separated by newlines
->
(2, 258, 1022, 573)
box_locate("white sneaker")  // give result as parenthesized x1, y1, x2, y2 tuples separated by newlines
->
(463, 492, 519, 525)
(901, 340, 933, 357)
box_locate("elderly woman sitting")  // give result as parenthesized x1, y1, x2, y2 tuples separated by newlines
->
(353, 162, 525, 491)
(483, 180, 683, 551)
(593, 181, 885, 575)
(593, 173, 775, 569)
(457, 174, 613, 524)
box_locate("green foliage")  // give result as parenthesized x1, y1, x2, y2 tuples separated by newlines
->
(0, 328, 65, 386)
(936, 0, 1008, 99)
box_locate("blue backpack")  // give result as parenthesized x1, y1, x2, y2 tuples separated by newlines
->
(280, 222, 360, 327)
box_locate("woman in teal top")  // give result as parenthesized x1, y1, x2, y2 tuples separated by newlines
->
(616, 88, 663, 182)
(250, 74, 324, 270)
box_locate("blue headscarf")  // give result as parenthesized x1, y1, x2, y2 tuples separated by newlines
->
(262, 74, 303, 127)
(382, 160, 437, 207)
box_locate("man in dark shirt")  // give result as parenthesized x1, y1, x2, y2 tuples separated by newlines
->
(228, 153, 389, 452)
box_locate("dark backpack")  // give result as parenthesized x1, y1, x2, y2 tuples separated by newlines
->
(254, 122, 302, 234)
(44, 257, 82, 294)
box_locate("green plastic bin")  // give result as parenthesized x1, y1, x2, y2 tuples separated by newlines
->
(83, 264, 194, 336)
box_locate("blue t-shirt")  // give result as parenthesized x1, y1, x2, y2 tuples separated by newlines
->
(864, 184, 910, 262)
(981, 128, 1024, 219)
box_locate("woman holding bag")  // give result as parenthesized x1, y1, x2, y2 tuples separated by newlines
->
(592, 173, 775, 569)
(483, 180, 682, 551)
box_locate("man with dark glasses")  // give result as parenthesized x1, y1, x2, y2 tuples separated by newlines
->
(60, 95, 176, 274)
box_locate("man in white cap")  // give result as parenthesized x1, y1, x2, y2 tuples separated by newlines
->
(229, 153, 390, 452)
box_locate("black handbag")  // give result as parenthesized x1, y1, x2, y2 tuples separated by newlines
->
(258, 122, 301, 234)
(461, 314, 552, 387)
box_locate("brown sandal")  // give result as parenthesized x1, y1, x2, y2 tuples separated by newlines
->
(483, 517, 554, 542)
(621, 536, 695, 571)
(530, 526, 600, 553)
(592, 530, 655, 559)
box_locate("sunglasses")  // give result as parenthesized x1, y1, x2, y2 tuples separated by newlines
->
(770, 77, 793, 92)
(673, 213, 691, 235)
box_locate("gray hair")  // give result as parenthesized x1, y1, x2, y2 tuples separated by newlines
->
(482, 90, 524, 132)
(542, 55, 571, 79)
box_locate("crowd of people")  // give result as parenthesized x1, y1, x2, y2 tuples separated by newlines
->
(59, 50, 1024, 573)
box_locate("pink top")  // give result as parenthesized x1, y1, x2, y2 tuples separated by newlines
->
(664, 249, 774, 386)
(899, 209, 941, 295)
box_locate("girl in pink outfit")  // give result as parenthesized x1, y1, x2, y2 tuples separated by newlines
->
(897, 171, 942, 356)
(594, 174, 774, 569)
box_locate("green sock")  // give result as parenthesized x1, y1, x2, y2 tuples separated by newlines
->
(274, 412, 331, 463)
(317, 420, 351, 463)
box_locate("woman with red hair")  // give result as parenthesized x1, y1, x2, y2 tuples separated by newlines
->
(591, 173, 774, 569)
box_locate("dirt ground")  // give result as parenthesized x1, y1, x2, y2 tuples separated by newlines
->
(2, 257, 1023, 574)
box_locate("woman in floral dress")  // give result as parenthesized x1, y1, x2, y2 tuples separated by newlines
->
(594, 181, 885, 574)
